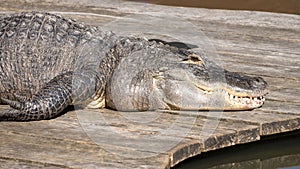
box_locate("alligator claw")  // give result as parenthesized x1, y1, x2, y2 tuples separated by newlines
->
(0, 97, 21, 109)
(0, 108, 19, 121)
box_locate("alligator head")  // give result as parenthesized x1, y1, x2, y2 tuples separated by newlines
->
(105, 39, 268, 111)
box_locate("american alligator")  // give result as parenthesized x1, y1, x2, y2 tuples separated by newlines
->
(0, 12, 268, 121)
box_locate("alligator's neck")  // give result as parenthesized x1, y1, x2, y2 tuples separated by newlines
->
(89, 34, 149, 107)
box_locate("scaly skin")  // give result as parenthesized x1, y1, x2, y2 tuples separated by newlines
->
(0, 12, 267, 121)
(0, 12, 124, 121)
(105, 42, 268, 111)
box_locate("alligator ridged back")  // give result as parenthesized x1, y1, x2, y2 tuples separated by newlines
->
(0, 12, 104, 100)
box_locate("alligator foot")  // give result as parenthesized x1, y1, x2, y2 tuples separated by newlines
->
(0, 73, 73, 121)
(0, 72, 74, 121)
(0, 71, 102, 121)
(0, 108, 24, 121)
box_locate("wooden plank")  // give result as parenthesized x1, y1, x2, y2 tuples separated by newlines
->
(76, 110, 259, 166)
(261, 100, 300, 115)
(0, 106, 171, 168)
(268, 88, 300, 103)
(166, 107, 300, 135)
(201, 111, 300, 136)
(189, 16, 300, 79)
(0, 130, 170, 169)
(69, 109, 260, 166)
(0, 106, 260, 167)
(0, 157, 68, 169)
(0, 1, 300, 168)
(168, 140, 201, 167)
(215, 50, 300, 79)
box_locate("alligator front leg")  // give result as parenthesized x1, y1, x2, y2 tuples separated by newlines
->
(0, 71, 101, 121)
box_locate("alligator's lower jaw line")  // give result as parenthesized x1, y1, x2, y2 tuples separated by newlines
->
(196, 84, 267, 109)
(227, 92, 266, 110)
(195, 87, 267, 110)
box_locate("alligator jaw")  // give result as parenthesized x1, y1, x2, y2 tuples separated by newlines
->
(225, 91, 266, 110)
(194, 83, 268, 110)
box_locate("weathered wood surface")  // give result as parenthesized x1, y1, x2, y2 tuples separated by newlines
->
(0, 0, 300, 168)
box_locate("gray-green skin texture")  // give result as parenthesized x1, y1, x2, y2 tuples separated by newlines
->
(0, 12, 267, 121)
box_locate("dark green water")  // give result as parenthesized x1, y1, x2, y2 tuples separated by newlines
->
(173, 131, 300, 169)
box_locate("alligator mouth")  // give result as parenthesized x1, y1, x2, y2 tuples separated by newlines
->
(195, 83, 267, 110)
(226, 92, 266, 109)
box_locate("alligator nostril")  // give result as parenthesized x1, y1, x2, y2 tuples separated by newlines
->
(255, 77, 264, 83)
(252, 77, 268, 90)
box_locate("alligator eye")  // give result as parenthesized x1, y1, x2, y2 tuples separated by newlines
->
(182, 54, 204, 66)
(190, 55, 201, 62)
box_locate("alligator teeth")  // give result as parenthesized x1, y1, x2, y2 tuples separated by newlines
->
(228, 93, 265, 106)
(230, 94, 234, 100)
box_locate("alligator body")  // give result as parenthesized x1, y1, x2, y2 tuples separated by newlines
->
(0, 12, 267, 121)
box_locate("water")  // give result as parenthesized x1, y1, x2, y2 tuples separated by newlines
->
(173, 132, 300, 169)
(127, 0, 300, 15)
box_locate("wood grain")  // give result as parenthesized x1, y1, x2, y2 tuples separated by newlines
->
(0, 0, 300, 168)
